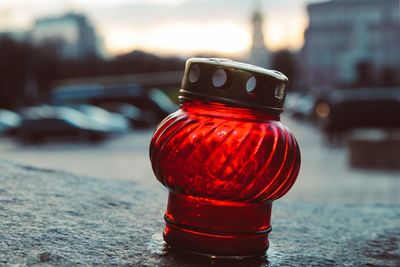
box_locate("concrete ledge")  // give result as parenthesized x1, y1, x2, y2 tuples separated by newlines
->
(0, 160, 399, 266)
(347, 129, 400, 170)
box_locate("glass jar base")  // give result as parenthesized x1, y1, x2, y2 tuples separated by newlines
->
(163, 192, 272, 257)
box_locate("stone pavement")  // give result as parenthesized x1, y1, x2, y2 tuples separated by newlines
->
(0, 160, 399, 266)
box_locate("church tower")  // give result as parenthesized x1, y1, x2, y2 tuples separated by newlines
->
(248, 0, 270, 68)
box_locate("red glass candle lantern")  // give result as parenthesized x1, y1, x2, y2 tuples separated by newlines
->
(150, 58, 300, 257)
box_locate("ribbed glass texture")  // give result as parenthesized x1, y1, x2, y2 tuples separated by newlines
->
(150, 100, 300, 203)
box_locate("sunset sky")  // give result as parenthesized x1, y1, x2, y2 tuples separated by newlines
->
(0, 0, 312, 57)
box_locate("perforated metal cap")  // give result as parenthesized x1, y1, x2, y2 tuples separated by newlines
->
(179, 58, 289, 114)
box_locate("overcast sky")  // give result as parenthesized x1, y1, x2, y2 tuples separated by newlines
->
(0, 0, 314, 56)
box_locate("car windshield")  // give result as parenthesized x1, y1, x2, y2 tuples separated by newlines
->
(72, 105, 112, 124)
(56, 107, 93, 126)
(0, 110, 21, 125)
(149, 89, 177, 113)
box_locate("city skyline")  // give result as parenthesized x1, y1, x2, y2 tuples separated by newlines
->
(0, 0, 310, 57)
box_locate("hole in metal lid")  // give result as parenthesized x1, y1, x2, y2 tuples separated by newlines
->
(275, 83, 285, 100)
(212, 69, 228, 88)
(246, 76, 257, 94)
(188, 64, 201, 83)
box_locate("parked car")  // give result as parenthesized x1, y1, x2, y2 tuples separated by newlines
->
(69, 104, 129, 133)
(0, 109, 21, 135)
(51, 84, 178, 122)
(318, 88, 400, 142)
(17, 105, 113, 143)
(98, 102, 158, 129)
(286, 93, 315, 120)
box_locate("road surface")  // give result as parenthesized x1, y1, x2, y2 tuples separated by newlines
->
(1, 116, 399, 205)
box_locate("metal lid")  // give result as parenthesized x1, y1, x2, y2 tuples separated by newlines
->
(179, 58, 289, 114)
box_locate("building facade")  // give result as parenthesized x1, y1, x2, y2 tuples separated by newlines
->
(31, 13, 98, 59)
(303, 0, 400, 88)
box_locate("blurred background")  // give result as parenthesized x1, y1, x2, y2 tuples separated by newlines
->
(0, 0, 399, 205)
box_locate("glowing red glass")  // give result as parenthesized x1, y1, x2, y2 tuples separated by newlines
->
(150, 100, 300, 257)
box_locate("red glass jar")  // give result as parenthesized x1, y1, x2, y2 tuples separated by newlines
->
(150, 58, 300, 257)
